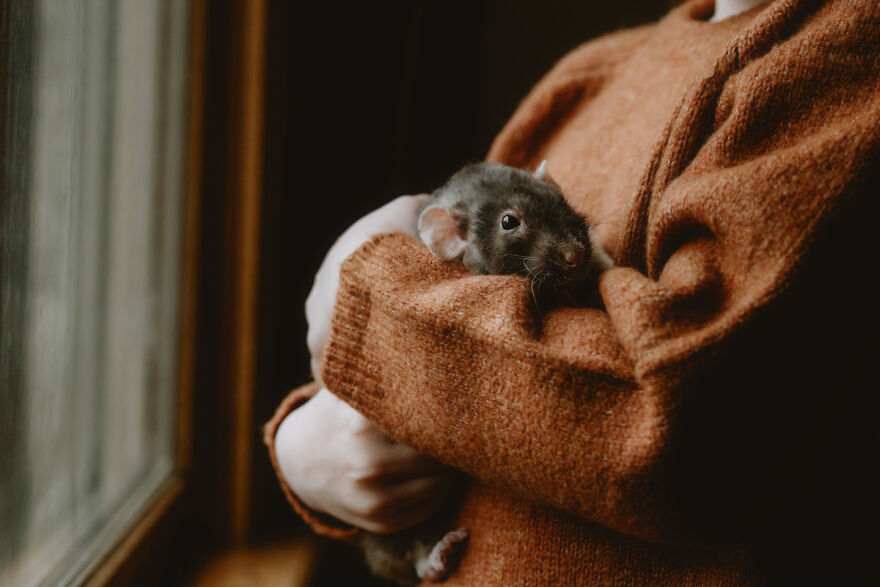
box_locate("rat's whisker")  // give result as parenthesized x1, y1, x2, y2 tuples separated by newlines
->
(589, 207, 625, 229)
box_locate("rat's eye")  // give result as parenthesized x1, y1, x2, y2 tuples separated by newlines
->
(501, 214, 520, 230)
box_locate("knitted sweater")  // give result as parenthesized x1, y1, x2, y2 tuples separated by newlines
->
(266, 0, 880, 583)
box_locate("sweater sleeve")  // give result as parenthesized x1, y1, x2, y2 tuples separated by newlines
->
(262, 23, 654, 541)
(323, 2, 880, 544)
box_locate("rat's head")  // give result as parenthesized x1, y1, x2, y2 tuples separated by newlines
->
(419, 161, 594, 287)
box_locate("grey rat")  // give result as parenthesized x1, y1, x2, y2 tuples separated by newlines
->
(361, 161, 612, 586)
(420, 160, 612, 288)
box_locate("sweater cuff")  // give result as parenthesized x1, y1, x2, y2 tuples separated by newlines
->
(263, 381, 360, 541)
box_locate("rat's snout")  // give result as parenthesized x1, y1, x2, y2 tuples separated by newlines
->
(558, 241, 590, 283)
(564, 248, 584, 269)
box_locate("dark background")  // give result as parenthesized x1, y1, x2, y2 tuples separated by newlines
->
(194, 1, 673, 581)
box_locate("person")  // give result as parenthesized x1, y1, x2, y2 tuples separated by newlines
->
(266, 0, 880, 583)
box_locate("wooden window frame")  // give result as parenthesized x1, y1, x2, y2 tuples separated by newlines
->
(78, 0, 273, 582)
(70, 0, 209, 583)
(0, 0, 208, 584)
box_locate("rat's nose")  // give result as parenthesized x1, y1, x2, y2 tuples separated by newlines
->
(564, 248, 584, 269)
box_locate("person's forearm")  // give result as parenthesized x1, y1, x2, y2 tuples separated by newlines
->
(264, 383, 359, 540)
(321, 233, 678, 541)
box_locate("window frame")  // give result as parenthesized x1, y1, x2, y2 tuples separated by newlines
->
(78, 0, 272, 583)
(73, 0, 208, 583)
(1, 0, 277, 582)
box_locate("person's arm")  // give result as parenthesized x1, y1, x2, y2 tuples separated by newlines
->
(264, 383, 358, 539)
(265, 22, 658, 539)
(319, 6, 880, 544)
(267, 195, 459, 537)
(267, 385, 457, 537)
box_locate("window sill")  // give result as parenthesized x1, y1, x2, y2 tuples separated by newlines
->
(182, 536, 318, 587)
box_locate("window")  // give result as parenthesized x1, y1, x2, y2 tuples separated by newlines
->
(0, 1, 191, 584)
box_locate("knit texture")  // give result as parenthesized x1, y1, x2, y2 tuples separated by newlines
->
(271, 0, 880, 583)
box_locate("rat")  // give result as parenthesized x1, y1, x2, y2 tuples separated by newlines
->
(352, 161, 612, 586)
(306, 160, 611, 382)
(419, 160, 612, 293)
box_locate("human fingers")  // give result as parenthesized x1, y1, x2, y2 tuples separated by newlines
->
(340, 472, 460, 534)
(275, 389, 456, 531)
(349, 440, 452, 484)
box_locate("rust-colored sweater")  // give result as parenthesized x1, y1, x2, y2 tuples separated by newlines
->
(266, 0, 880, 583)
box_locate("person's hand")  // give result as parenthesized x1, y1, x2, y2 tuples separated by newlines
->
(274, 387, 458, 534)
(306, 194, 429, 384)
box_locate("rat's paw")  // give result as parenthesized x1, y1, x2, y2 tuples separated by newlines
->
(415, 527, 470, 582)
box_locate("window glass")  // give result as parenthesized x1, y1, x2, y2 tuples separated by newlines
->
(0, 1, 189, 585)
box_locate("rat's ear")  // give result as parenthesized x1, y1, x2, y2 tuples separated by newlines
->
(418, 205, 469, 259)
(534, 159, 561, 189)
